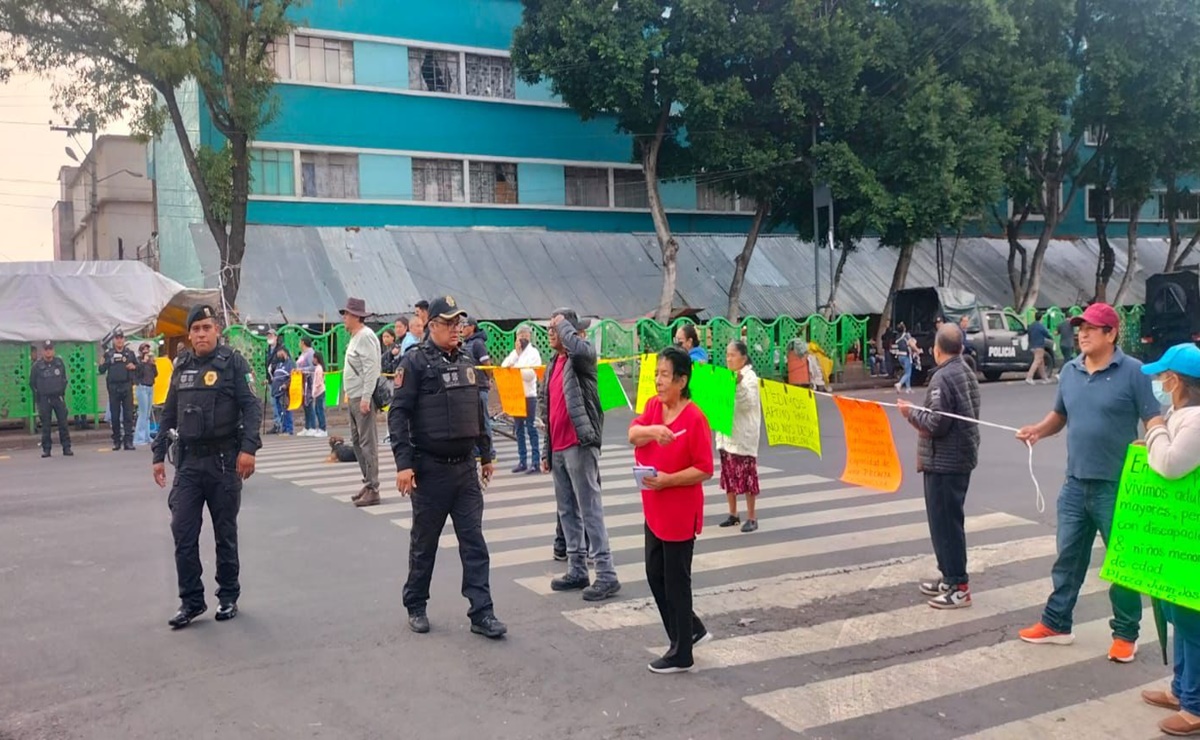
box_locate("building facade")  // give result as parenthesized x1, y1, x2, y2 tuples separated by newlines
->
(52, 135, 154, 263)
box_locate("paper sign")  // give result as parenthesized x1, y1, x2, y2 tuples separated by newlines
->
(287, 370, 303, 410)
(536, 366, 546, 382)
(689, 364, 736, 437)
(833, 396, 902, 493)
(1100, 445, 1200, 610)
(760, 379, 821, 456)
(153, 357, 173, 406)
(493, 367, 528, 417)
(323, 371, 342, 408)
(597, 363, 631, 411)
(635, 354, 657, 413)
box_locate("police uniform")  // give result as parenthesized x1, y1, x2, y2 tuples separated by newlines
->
(388, 295, 506, 639)
(30, 340, 72, 457)
(153, 305, 262, 629)
(100, 330, 137, 450)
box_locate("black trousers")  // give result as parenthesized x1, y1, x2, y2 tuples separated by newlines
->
(37, 395, 71, 452)
(108, 384, 134, 446)
(923, 472, 971, 586)
(403, 457, 494, 620)
(645, 525, 705, 664)
(168, 451, 242, 609)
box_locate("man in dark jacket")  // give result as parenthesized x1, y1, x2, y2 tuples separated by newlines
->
(539, 308, 619, 600)
(898, 324, 981, 610)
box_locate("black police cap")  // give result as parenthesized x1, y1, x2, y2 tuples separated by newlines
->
(187, 304, 218, 330)
(427, 295, 466, 321)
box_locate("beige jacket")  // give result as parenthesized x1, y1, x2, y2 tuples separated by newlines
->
(1145, 405, 1200, 480)
(716, 364, 761, 457)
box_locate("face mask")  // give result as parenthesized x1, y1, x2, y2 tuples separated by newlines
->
(1152, 379, 1173, 407)
(519, 338, 529, 350)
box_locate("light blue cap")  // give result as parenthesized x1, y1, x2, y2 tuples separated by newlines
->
(1142, 343, 1200, 378)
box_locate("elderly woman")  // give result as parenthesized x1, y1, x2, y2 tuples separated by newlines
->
(501, 325, 543, 474)
(629, 346, 715, 674)
(1138, 343, 1200, 737)
(716, 341, 762, 532)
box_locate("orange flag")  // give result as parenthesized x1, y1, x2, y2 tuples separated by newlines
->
(833, 396, 902, 493)
(493, 367, 528, 417)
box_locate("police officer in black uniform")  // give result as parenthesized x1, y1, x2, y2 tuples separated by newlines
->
(30, 340, 73, 458)
(152, 305, 262, 629)
(389, 295, 507, 639)
(99, 329, 137, 450)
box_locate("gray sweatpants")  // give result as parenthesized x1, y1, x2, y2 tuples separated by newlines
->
(348, 398, 379, 491)
(553, 445, 618, 583)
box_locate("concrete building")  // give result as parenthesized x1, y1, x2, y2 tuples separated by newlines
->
(53, 135, 154, 263)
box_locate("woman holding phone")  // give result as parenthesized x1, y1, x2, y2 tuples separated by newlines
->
(629, 346, 715, 674)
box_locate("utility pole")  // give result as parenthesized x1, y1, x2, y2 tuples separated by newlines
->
(51, 124, 98, 260)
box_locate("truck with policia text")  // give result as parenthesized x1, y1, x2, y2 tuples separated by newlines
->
(892, 287, 1056, 384)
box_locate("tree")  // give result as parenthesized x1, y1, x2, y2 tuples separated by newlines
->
(0, 0, 293, 314)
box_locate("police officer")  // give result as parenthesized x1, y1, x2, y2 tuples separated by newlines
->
(389, 295, 507, 639)
(152, 305, 262, 629)
(30, 340, 73, 458)
(99, 329, 137, 450)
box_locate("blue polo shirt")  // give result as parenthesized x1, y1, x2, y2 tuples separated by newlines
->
(1054, 348, 1161, 481)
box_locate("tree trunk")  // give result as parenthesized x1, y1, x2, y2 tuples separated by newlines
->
(1093, 213, 1115, 304)
(1005, 219, 1029, 308)
(224, 131, 251, 321)
(726, 201, 769, 322)
(1177, 227, 1200, 268)
(876, 242, 916, 343)
(825, 240, 851, 317)
(1164, 186, 1182, 272)
(643, 105, 678, 324)
(1112, 211, 1141, 307)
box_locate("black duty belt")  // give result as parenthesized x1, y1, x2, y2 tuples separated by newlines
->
(182, 438, 240, 458)
(417, 451, 473, 465)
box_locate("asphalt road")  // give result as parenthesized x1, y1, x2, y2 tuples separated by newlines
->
(0, 381, 1175, 739)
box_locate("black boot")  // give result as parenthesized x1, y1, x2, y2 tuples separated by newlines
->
(168, 604, 207, 629)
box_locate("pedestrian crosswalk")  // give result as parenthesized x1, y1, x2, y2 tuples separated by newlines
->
(254, 434, 1173, 738)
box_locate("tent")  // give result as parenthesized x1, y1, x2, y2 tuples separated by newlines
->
(0, 261, 220, 343)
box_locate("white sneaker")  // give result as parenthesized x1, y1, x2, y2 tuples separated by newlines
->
(315, 430, 328, 438)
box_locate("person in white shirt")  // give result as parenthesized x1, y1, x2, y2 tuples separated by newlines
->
(501, 325, 543, 474)
(716, 341, 763, 532)
(340, 297, 382, 507)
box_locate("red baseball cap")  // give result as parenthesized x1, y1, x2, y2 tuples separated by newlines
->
(1070, 302, 1120, 330)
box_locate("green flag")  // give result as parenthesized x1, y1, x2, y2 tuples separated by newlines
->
(688, 364, 736, 436)
(323, 371, 342, 408)
(597, 362, 631, 412)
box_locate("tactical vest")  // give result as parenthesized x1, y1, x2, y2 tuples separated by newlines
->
(173, 348, 240, 443)
(33, 359, 67, 397)
(413, 344, 483, 444)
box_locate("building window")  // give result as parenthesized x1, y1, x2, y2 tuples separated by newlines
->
(250, 149, 295, 196)
(736, 195, 758, 213)
(293, 35, 354, 85)
(465, 54, 515, 99)
(266, 36, 291, 80)
(1157, 192, 1200, 222)
(1084, 126, 1106, 147)
(409, 48, 460, 94)
(300, 152, 359, 199)
(613, 169, 648, 208)
(413, 158, 465, 203)
(1086, 187, 1137, 222)
(469, 161, 518, 204)
(565, 167, 610, 208)
(696, 181, 736, 211)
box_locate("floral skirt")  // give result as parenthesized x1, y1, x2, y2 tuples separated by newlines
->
(719, 450, 760, 496)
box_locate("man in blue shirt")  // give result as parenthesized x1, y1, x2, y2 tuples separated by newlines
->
(1025, 313, 1053, 384)
(1016, 303, 1163, 663)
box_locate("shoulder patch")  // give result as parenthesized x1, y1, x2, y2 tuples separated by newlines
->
(394, 367, 405, 388)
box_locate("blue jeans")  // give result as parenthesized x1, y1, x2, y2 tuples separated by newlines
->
(1166, 603, 1200, 714)
(1042, 477, 1142, 640)
(134, 385, 154, 445)
(270, 392, 282, 431)
(314, 393, 327, 431)
(273, 396, 294, 435)
(553, 445, 617, 583)
(514, 396, 540, 467)
(899, 355, 913, 389)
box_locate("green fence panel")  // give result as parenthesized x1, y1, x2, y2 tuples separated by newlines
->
(636, 319, 672, 356)
(593, 319, 635, 362)
(60, 343, 101, 417)
(1119, 305, 1143, 356)
(742, 317, 775, 379)
(0, 343, 33, 425)
(707, 318, 739, 369)
(838, 315, 869, 371)
(806, 314, 838, 362)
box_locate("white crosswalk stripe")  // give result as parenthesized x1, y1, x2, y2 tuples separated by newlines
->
(252, 435, 1172, 737)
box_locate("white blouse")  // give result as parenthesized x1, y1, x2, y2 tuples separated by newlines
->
(1145, 405, 1200, 480)
(716, 364, 762, 457)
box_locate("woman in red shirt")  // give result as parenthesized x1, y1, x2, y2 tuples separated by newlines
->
(628, 346, 715, 673)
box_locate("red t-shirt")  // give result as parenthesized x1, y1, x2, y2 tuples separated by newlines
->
(549, 354, 580, 452)
(631, 397, 714, 542)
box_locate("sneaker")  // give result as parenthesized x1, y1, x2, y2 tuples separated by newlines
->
(315, 430, 328, 438)
(582, 580, 621, 602)
(511, 463, 528, 474)
(63, 449, 73, 457)
(552, 550, 567, 562)
(1018, 622, 1075, 645)
(41, 450, 51, 458)
(551, 574, 590, 592)
(168, 604, 207, 629)
(740, 519, 758, 533)
(1108, 638, 1138, 663)
(693, 630, 713, 647)
(648, 655, 694, 674)
(1025, 378, 1036, 385)
(718, 515, 740, 528)
(470, 614, 508, 639)
(928, 585, 971, 609)
(215, 602, 238, 621)
(525, 467, 540, 475)
(296, 429, 310, 437)
(919, 579, 949, 597)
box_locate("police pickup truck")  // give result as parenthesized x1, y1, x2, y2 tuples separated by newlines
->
(892, 287, 1056, 384)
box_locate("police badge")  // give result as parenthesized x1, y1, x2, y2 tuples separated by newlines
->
(203, 370, 218, 386)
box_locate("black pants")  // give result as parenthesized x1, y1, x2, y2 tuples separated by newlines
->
(403, 456, 494, 620)
(645, 525, 705, 665)
(168, 451, 242, 609)
(923, 472, 971, 586)
(37, 395, 71, 452)
(108, 384, 134, 446)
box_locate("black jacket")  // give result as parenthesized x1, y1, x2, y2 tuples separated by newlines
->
(905, 355, 981, 474)
(538, 319, 603, 461)
(461, 329, 492, 388)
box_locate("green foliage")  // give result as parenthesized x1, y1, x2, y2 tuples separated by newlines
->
(196, 144, 234, 224)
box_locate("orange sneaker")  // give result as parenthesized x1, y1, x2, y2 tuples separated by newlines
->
(1108, 638, 1138, 663)
(1018, 622, 1075, 645)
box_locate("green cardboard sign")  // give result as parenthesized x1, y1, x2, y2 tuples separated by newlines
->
(688, 363, 736, 437)
(323, 371, 342, 408)
(1100, 445, 1200, 610)
(597, 363, 631, 412)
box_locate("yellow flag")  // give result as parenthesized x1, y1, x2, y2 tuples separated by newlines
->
(635, 354, 657, 413)
(288, 370, 303, 411)
(153, 357, 174, 406)
(760, 379, 821, 456)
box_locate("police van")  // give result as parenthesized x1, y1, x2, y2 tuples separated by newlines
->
(892, 287, 1056, 384)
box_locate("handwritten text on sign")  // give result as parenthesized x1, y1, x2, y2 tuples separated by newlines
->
(833, 395, 902, 493)
(1100, 445, 1200, 611)
(760, 379, 822, 457)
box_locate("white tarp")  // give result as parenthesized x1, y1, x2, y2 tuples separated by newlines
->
(0, 261, 220, 342)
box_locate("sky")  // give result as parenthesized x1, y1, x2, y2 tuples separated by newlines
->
(0, 71, 128, 263)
